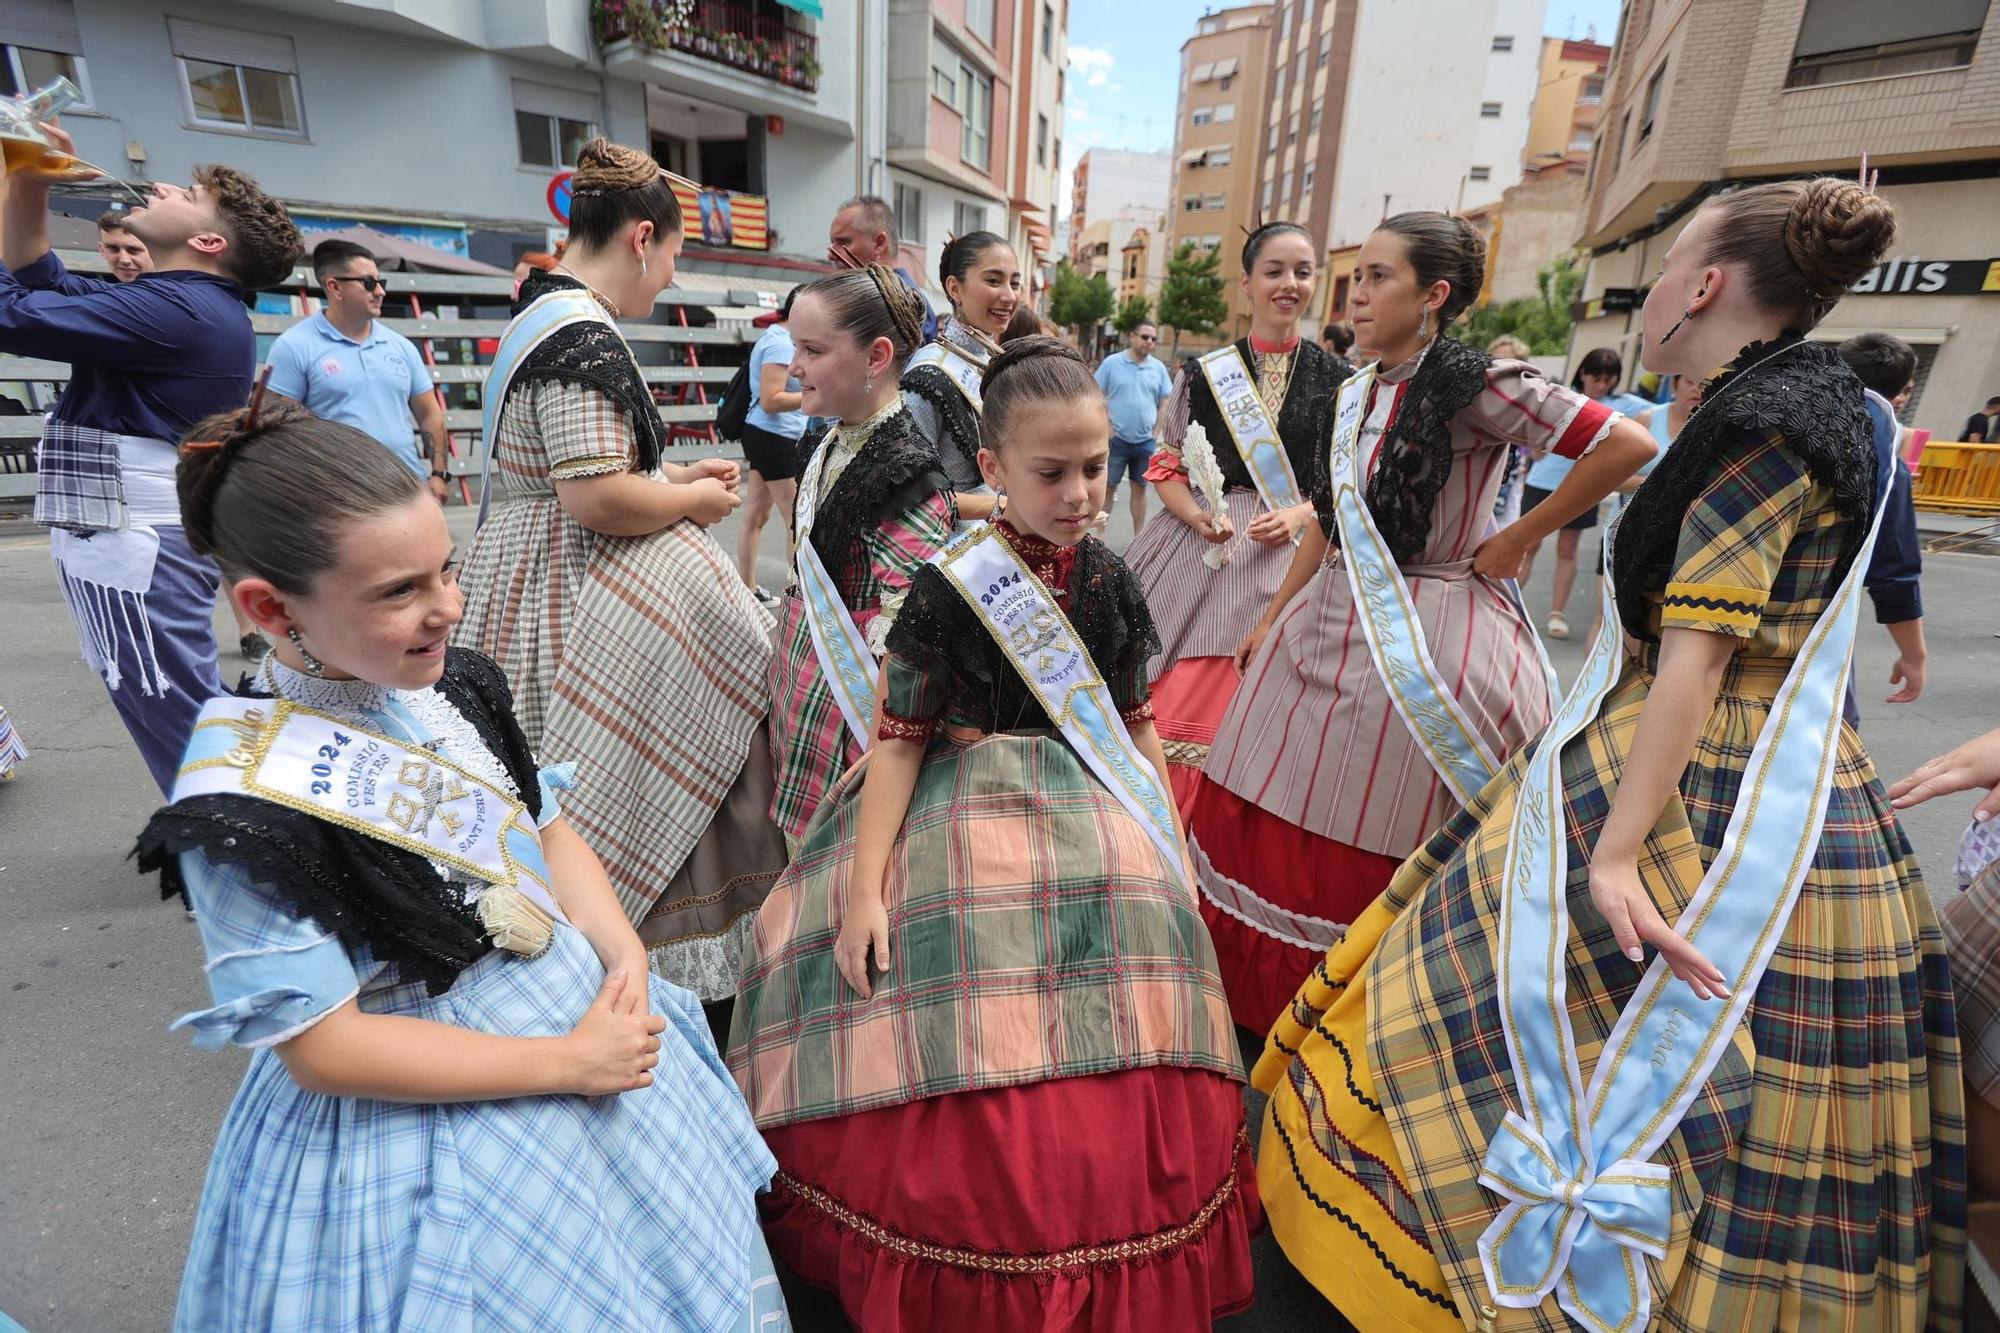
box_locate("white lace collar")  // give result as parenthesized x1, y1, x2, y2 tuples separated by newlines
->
(259, 658, 395, 716)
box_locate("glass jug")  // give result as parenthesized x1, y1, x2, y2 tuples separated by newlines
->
(1, 78, 83, 174)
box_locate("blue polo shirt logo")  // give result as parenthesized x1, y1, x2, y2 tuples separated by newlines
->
(320, 357, 343, 377)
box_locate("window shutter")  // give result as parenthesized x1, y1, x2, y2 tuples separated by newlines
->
(511, 79, 599, 124)
(1, 0, 83, 55)
(167, 18, 296, 73)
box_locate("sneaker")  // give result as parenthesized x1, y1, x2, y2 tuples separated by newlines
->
(752, 585, 780, 608)
(239, 632, 270, 662)
(1546, 612, 1570, 640)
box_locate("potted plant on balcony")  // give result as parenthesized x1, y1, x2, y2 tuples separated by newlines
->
(590, 0, 675, 51)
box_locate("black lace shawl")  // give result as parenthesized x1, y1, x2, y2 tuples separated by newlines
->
(1311, 336, 1493, 563)
(1611, 333, 1876, 639)
(886, 538, 1161, 730)
(132, 649, 544, 997)
(504, 269, 664, 474)
(899, 341, 988, 491)
(1185, 339, 1344, 495)
(799, 407, 954, 597)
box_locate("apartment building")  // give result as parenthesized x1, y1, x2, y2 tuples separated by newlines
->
(1570, 0, 2000, 437)
(1069, 146, 1172, 257)
(1163, 3, 1274, 339)
(15, 0, 873, 266)
(1250, 0, 1546, 328)
(1524, 35, 1610, 165)
(884, 0, 1065, 307)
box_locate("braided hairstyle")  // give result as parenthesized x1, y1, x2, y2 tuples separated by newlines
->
(179, 397, 423, 595)
(795, 262, 928, 368)
(1375, 211, 1486, 327)
(1699, 177, 1897, 328)
(979, 335, 1104, 454)
(567, 138, 682, 251)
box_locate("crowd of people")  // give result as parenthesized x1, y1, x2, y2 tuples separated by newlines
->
(3, 113, 1999, 1333)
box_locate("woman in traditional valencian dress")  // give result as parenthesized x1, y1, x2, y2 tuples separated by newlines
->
(136, 401, 786, 1332)
(732, 338, 1255, 1332)
(454, 141, 785, 1012)
(1189, 212, 1654, 1032)
(766, 264, 955, 849)
(1122, 222, 1342, 808)
(1255, 179, 1963, 1332)
(899, 230, 1020, 527)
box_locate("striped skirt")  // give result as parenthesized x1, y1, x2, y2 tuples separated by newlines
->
(1254, 654, 1966, 1331)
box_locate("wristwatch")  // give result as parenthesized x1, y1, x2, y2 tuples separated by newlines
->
(430, 469, 450, 481)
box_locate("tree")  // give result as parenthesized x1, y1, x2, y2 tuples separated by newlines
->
(1112, 293, 1153, 336)
(1049, 261, 1116, 351)
(1046, 260, 1087, 333)
(1462, 251, 1585, 355)
(1156, 242, 1228, 359)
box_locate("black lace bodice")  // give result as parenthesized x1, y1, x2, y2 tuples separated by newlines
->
(798, 407, 954, 594)
(1611, 333, 1876, 639)
(884, 533, 1161, 732)
(506, 270, 664, 474)
(1184, 338, 1344, 494)
(900, 362, 986, 491)
(1311, 336, 1493, 562)
(132, 649, 541, 996)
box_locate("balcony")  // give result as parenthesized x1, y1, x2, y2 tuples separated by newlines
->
(594, 0, 820, 93)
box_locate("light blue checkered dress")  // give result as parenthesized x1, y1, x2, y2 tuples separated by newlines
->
(167, 668, 785, 1332)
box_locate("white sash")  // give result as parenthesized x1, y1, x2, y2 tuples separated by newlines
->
(1198, 345, 1303, 513)
(792, 428, 881, 751)
(933, 525, 1183, 870)
(1328, 364, 1503, 806)
(174, 697, 566, 924)
(1478, 355, 1889, 1331)
(477, 288, 614, 526)
(907, 340, 985, 411)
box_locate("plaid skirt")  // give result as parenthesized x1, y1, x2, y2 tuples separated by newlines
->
(730, 729, 1240, 1128)
(1254, 653, 1966, 1331)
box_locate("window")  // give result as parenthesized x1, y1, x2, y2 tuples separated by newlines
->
(1205, 145, 1233, 167)
(1302, 163, 1315, 193)
(1295, 50, 1307, 87)
(932, 56, 956, 103)
(1220, 75, 1232, 90)
(1273, 67, 1285, 101)
(171, 20, 304, 137)
(953, 201, 987, 235)
(1204, 192, 1227, 211)
(1468, 165, 1492, 181)
(1319, 31, 1332, 66)
(1579, 74, 1604, 104)
(1036, 113, 1049, 166)
(1041, 2, 1055, 60)
(1262, 178, 1275, 208)
(1331, 274, 1350, 315)
(1569, 129, 1595, 151)
(957, 59, 992, 168)
(964, 0, 995, 45)
(894, 182, 925, 242)
(1267, 122, 1280, 152)
(1183, 194, 1203, 212)
(1287, 111, 1299, 144)
(1310, 103, 1323, 134)
(1787, 0, 1987, 87)
(1481, 101, 1502, 117)
(1280, 170, 1293, 201)
(1191, 105, 1213, 126)
(1280, 3, 1294, 42)
(1492, 34, 1515, 51)
(1200, 233, 1223, 250)
(1638, 63, 1666, 141)
(1, 3, 92, 107)
(1215, 102, 1236, 122)
(512, 80, 597, 167)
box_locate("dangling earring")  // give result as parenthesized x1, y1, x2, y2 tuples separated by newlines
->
(639, 253, 649, 278)
(1417, 307, 1431, 342)
(1659, 308, 1694, 345)
(287, 627, 326, 678)
(865, 374, 875, 395)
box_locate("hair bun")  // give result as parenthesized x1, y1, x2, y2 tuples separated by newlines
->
(573, 138, 662, 195)
(1784, 178, 1898, 299)
(981, 334, 1083, 394)
(177, 395, 316, 556)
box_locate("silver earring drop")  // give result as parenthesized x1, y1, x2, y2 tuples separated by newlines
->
(640, 254, 649, 278)
(1660, 308, 1694, 345)
(865, 375, 874, 395)
(287, 627, 326, 678)
(1418, 308, 1431, 342)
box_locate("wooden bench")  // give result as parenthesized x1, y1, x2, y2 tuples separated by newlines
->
(0, 251, 787, 506)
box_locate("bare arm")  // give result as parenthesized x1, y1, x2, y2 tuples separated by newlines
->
(554, 470, 738, 536)
(757, 361, 803, 415)
(1233, 520, 1328, 672)
(1155, 477, 1231, 541)
(410, 391, 451, 473)
(1883, 618, 1927, 704)
(1476, 416, 1656, 576)
(540, 815, 648, 991)
(1587, 626, 1733, 997)
(834, 737, 927, 997)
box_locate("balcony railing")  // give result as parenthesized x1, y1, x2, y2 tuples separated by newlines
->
(594, 0, 821, 93)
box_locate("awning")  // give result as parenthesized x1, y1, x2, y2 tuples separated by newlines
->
(775, 0, 824, 17)
(306, 225, 509, 276)
(1181, 148, 1207, 164)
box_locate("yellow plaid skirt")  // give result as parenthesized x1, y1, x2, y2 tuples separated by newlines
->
(1254, 659, 1965, 1331)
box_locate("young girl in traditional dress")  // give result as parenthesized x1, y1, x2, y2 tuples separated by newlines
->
(900, 231, 1021, 526)
(766, 264, 955, 848)
(1188, 212, 1654, 1032)
(136, 401, 786, 1332)
(731, 337, 1257, 1333)
(454, 140, 784, 1013)
(1122, 222, 1344, 808)
(1255, 179, 1962, 1331)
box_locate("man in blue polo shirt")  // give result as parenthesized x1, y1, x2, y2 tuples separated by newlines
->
(266, 239, 451, 500)
(1094, 320, 1174, 533)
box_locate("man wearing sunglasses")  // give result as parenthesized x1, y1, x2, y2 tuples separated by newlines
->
(265, 239, 451, 501)
(1093, 319, 1174, 535)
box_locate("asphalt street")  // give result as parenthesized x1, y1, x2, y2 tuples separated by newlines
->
(1, 495, 1993, 1332)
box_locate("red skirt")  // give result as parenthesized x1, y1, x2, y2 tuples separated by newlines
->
(1189, 779, 1403, 1033)
(761, 1066, 1260, 1333)
(1151, 655, 1241, 814)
